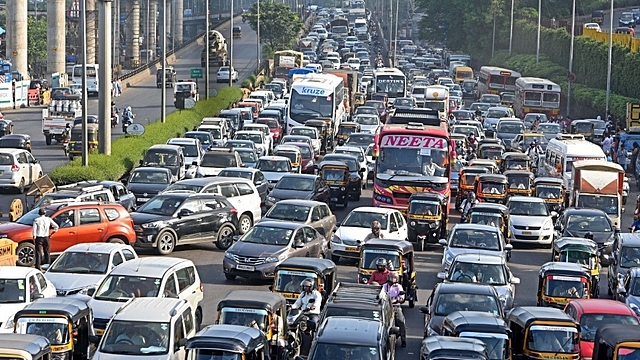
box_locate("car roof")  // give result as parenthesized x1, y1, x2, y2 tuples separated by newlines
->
(436, 282, 499, 295)
(619, 233, 640, 246)
(350, 206, 397, 215)
(569, 299, 637, 316)
(452, 253, 505, 265)
(0, 266, 39, 278)
(508, 195, 545, 203)
(256, 221, 308, 230)
(279, 174, 318, 181)
(109, 257, 193, 277)
(0, 134, 28, 139)
(259, 156, 290, 161)
(167, 138, 198, 145)
(269, 199, 327, 207)
(220, 167, 258, 174)
(172, 177, 250, 185)
(316, 317, 382, 346)
(113, 298, 189, 322)
(185, 131, 212, 136)
(564, 208, 608, 216)
(0, 148, 25, 154)
(148, 144, 182, 151)
(452, 223, 500, 232)
(62, 243, 134, 254)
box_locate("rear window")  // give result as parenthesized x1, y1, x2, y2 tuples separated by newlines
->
(103, 208, 120, 221)
(0, 154, 14, 165)
(201, 153, 238, 167)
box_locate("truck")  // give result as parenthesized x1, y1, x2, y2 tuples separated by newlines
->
(571, 160, 624, 230)
(42, 88, 81, 145)
(201, 29, 227, 67)
(424, 85, 450, 120)
(330, 17, 349, 38)
(273, 50, 303, 80)
(325, 69, 358, 116)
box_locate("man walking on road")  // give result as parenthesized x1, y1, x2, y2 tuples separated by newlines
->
(32, 208, 58, 270)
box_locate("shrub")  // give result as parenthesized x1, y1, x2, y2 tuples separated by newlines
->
(50, 87, 243, 185)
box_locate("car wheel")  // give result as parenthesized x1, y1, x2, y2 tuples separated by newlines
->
(216, 225, 235, 250)
(239, 214, 252, 235)
(108, 237, 126, 244)
(224, 273, 237, 281)
(17, 242, 35, 267)
(17, 178, 25, 194)
(156, 231, 176, 255)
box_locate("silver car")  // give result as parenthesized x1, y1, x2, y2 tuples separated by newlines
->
(437, 253, 520, 310)
(507, 196, 555, 245)
(439, 224, 513, 272)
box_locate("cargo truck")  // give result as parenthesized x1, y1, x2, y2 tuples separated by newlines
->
(424, 85, 450, 120)
(42, 88, 81, 145)
(325, 69, 358, 117)
(201, 29, 227, 67)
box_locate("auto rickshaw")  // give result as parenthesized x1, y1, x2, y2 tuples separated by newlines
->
(0, 334, 52, 360)
(216, 290, 287, 359)
(551, 237, 600, 298)
(441, 311, 512, 360)
(318, 161, 350, 208)
(420, 336, 489, 360)
(475, 173, 509, 205)
(507, 306, 580, 360)
(479, 138, 503, 147)
(272, 257, 337, 306)
(305, 119, 331, 152)
(478, 143, 505, 164)
(592, 324, 640, 360)
(186, 325, 270, 360)
(537, 262, 592, 308)
(354, 92, 366, 106)
(274, 145, 303, 173)
(335, 122, 360, 146)
(466, 203, 511, 239)
(570, 120, 595, 141)
(407, 192, 448, 251)
(455, 166, 490, 209)
(500, 152, 531, 173)
(504, 170, 534, 197)
(534, 177, 565, 213)
(469, 159, 500, 174)
(14, 297, 94, 360)
(357, 239, 417, 308)
(68, 123, 98, 161)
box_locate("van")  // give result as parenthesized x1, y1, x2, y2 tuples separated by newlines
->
(200, 117, 230, 138)
(140, 144, 186, 182)
(92, 298, 196, 360)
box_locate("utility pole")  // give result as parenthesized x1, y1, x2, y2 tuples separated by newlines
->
(205, 0, 210, 99)
(536, 0, 541, 64)
(161, 0, 167, 123)
(229, 0, 234, 87)
(81, 0, 89, 166)
(257, 0, 260, 71)
(567, 0, 576, 117)
(99, 0, 113, 155)
(605, 0, 614, 115)
(509, 0, 514, 55)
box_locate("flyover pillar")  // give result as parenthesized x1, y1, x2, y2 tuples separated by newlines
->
(149, 0, 157, 58)
(86, 0, 97, 64)
(47, 0, 66, 77)
(175, 0, 183, 45)
(126, 0, 141, 67)
(6, 0, 28, 78)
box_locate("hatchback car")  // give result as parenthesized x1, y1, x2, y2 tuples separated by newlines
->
(193, 148, 243, 177)
(608, 233, 640, 296)
(0, 148, 43, 193)
(216, 66, 239, 82)
(235, 130, 268, 157)
(439, 224, 513, 272)
(507, 196, 555, 245)
(0, 267, 56, 333)
(126, 167, 173, 206)
(166, 137, 204, 172)
(345, 133, 375, 152)
(257, 156, 294, 188)
(223, 221, 329, 280)
(0, 134, 32, 152)
(483, 107, 513, 130)
(289, 126, 321, 154)
(495, 118, 525, 146)
(479, 94, 501, 106)
(557, 208, 616, 266)
(217, 167, 269, 204)
(184, 131, 216, 151)
(260, 199, 336, 238)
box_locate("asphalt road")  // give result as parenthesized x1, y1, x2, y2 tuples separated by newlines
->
(599, 7, 639, 37)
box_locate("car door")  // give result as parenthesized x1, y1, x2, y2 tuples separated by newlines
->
(394, 212, 408, 239)
(387, 214, 399, 238)
(173, 199, 205, 243)
(310, 206, 323, 235)
(114, 184, 135, 211)
(35, 272, 55, 298)
(176, 265, 202, 311)
(171, 312, 187, 360)
(218, 182, 243, 213)
(16, 152, 31, 185)
(315, 178, 330, 203)
(24, 151, 39, 184)
(76, 207, 108, 245)
(50, 209, 78, 253)
(318, 204, 336, 237)
(303, 226, 322, 257)
(198, 198, 223, 242)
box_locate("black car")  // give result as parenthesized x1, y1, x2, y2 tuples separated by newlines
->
(73, 115, 99, 126)
(607, 233, 640, 296)
(125, 167, 174, 206)
(0, 120, 13, 137)
(266, 174, 331, 208)
(131, 193, 239, 254)
(555, 208, 617, 266)
(322, 153, 363, 200)
(0, 134, 32, 152)
(344, 133, 375, 152)
(218, 167, 269, 205)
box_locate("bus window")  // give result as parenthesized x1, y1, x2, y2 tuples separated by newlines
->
(524, 92, 541, 105)
(543, 93, 560, 103)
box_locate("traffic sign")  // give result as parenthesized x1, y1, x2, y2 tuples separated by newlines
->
(190, 68, 203, 79)
(567, 72, 577, 83)
(126, 123, 145, 136)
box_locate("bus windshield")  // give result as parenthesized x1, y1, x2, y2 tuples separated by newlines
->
(290, 89, 334, 122)
(376, 135, 449, 178)
(375, 76, 405, 98)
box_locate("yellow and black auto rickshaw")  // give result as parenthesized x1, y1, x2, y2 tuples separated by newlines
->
(354, 92, 366, 107)
(455, 166, 490, 209)
(551, 237, 600, 298)
(407, 192, 448, 251)
(534, 177, 565, 213)
(507, 306, 580, 360)
(478, 143, 505, 164)
(274, 145, 303, 173)
(335, 122, 360, 146)
(467, 202, 511, 239)
(0, 333, 52, 360)
(592, 324, 640, 360)
(68, 123, 98, 161)
(14, 297, 94, 360)
(469, 159, 500, 174)
(272, 257, 337, 306)
(570, 120, 595, 141)
(318, 160, 350, 209)
(475, 173, 509, 205)
(500, 152, 531, 173)
(305, 119, 331, 152)
(504, 170, 535, 197)
(357, 239, 417, 308)
(441, 311, 512, 360)
(537, 262, 592, 309)
(216, 290, 288, 359)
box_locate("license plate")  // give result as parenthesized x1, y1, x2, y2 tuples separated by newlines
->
(96, 329, 104, 336)
(331, 198, 337, 201)
(138, 198, 149, 202)
(345, 246, 358, 252)
(236, 264, 255, 271)
(522, 231, 532, 235)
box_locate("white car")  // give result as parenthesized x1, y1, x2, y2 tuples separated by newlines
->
(584, 22, 602, 32)
(43, 243, 138, 296)
(216, 66, 239, 83)
(0, 267, 56, 333)
(326, 56, 341, 70)
(289, 126, 321, 154)
(331, 207, 408, 263)
(0, 149, 43, 193)
(243, 123, 274, 154)
(346, 57, 361, 71)
(256, 156, 294, 189)
(316, 28, 328, 40)
(166, 138, 205, 178)
(333, 145, 368, 187)
(507, 196, 555, 245)
(439, 224, 512, 272)
(352, 113, 381, 134)
(234, 130, 268, 157)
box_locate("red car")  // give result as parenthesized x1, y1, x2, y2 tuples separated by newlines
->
(564, 299, 640, 359)
(287, 142, 317, 174)
(256, 118, 283, 144)
(364, 100, 388, 122)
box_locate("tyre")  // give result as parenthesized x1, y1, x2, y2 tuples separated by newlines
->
(224, 273, 237, 281)
(215, 225, 235, 250)
(238, 214, 252, 235)
(156, 230, 176, 255)
(17, 242, 35, 267)
(45, 135, 52, 145)
(108, 237, 126, 244)
(17, 178, 25, 194)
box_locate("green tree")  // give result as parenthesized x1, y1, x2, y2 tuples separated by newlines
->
(27, 16, 47, 67)
(244, 1, 304, 59)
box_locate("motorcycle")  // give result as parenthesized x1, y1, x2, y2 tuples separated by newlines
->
(111, 112, 119, 128)
(286, 298, 316, 358)
(122, 111, 135, 133)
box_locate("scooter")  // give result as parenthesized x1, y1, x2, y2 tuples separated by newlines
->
(286, 299, 316, 358)
(111, 113, 119, 128)
(122, 112, 135, 133)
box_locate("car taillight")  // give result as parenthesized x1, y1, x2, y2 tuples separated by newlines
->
(230, 208, 238, 215)
(10, 164, 19, 172)
(199, 282, 203, 293)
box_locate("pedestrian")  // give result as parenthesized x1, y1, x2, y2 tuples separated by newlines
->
(617, 142, 628, 171)
(115, 78, 122, 97)
(631, 142, 640, 174)
(32, 208, 58, 270)
(602, 133, 613, 154)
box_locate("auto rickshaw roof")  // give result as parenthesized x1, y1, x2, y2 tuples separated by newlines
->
(593, 324, 640, 354)
(408, 191, 447, 204)
(501, 152, 530, 160)
(217, 291, 286, 312)
(420, 336, 488, 357)
(16, 297, 91, 322)
(274, 257, 336, 275)
(476, 173, 508, 184)
(339, 122, 359, 127)
(186, 324, 266, 353)
(72, 123, 99, 131)
(0, 334, 51, 357)
(507, 306, 577, 328)
(443, 311, 510, 335)
(469, 202, 509, 215)
(304, 120, 327, 127)
(553, 237, 598, 254)
(360, 239, 414, 254)
(470, 159, 498, 167)
(478, 138, 502, 146)
(461, 166, 490, 175)
(539, 261, 591, 278)
(503, 170, 535, 179)
(572, 119, 595, 125)
(534, 177, 564, 186)
(479, 143, 505, 150)
(318, 160, 350, 170)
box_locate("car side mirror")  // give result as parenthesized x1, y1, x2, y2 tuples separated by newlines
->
(438, 239, 447, 246)
(139, 159, 144, 166)
(437, 272, 447, 280)
(505, 244, 513, 251)
(33, 293, 44, 300)
(511, 277, 521, 285)
(419, 306, 430, 314)
(86, 287, 96, 296)
(191, 161, 198, 166)
(312, 215, 320, 221)
(294, 241, 304, 248)
(40, 264, 50, 271)
(178, 209, 190, 217)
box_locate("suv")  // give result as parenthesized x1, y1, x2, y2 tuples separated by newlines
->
(34, 182, 118, 209)
(507, 196, 555, 245)
(131, 193, 239, 253)
(166, 138, 204, 173)
(306, 317, 392, 360)
(0, 202, 136, 267)
(0, 148, 43, 193)
(608, 233, 640, 296)
(88, 257, 204, 337)
(93, 298, 197, 359)
(193, 148, 243, 177)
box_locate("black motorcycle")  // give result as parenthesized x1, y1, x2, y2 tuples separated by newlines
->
(286, 299, 316, 358)
(122, 111, 135, 133)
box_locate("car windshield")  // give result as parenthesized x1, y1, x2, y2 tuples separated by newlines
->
(240, 225, 294, 246)
(334, 149, 364, 162)
(295, 145, 312, 159)
(508, 201, 548, 216)
(362, 250, 401, 270)
(497, 122, 524, 134)
(236, 133, 263, 143)
(201, 153, 237, 168)
(527, 325, 578, 353)
(130, 170, 170, 184)
(218, 170, 252, 180)
(265, 203, 311, 222)
(200, 127, 222, 139)
(163, 183, 203, 193)
(619, 246, 640, 268)
(461, 333, 508, 360)
(143, 151, 178, 167)
(486, 110, 508, 118)
(579, 314, 639, 341)
(276, 177, 314, 191)
(450, 229, 500, 250)
(136, 196, 185, 216)
(449, 262, 507, 285)
(17, 317, 69, 345)
(186, 350, 241, 360)
(342, 211, 387, 228)
(354, 115, 379, 126)
(17, 207, 54, 225)
(312, 344, 381, 360)
(544, 277, 586, 298)
(0, 279, 26, 303)
(434, 293, 500, 316)
(482, 95, 501, 103)
(366, 102, 385, 111)
(355, 107, 378, 116)
(537, 124, 560, 133)
(346, 134, 374, 146)
(576, 195, 619, 216)
(48, 251, 110, 274)
(177, 144, 199, 158)
(185, 133, 211, 145)
(566, 214, 612, 232)
(94, 275, 161, 301)
(258, 159, 291, 172)
(453, 126, 477, 137)
(291, 128, 317, 139)
(276, 151, 299, 164)
(237, 151, 257, 164)
(100, 320, 169, 355)
(469, 212, 503, 228)
(258, 120, 278, 129)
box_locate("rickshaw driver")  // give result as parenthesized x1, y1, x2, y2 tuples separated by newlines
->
(452, 263, 477, 282)
(552, 283, 580, 298)
(477, 215, 497, 227)
(382, 273, 407, 348)
(534, 332, 564, 352)
(325, 170, 343, 181)
(367, 258, 391, 285)
(291, 278, 322, 331)
(28, 323, 63, 344)
(284, 275, 304, 293)
(363, 221, 384, 242)
(230, 312, 261, 330)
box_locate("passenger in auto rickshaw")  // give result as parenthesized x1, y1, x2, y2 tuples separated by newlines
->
(479, 144, 504, 163)
(538, 262, 591, 308)
(501, 153, 531, 172)
(505, 171, 534, 196)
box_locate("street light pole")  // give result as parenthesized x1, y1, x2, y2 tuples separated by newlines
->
(257, 0, 260, 71)
(98, 0, 112, 155)
(393, 0, 398, 67)
(605, 0, 614, 116)
(492, 13, 496, 59)
(205, 0, 210, 99)
(81, 0, 89, 166)
(229, 0, 233, 87)
(509, 0, 514, 55)
(161, 0, 166, 123)
(388, 0, 392, 66)
(536, 0, 541, 64)
(567, 0, 576, 117)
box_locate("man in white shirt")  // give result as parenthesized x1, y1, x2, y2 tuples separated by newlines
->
(291, 278, 322, 331)
(602, 134, 613, 154)
(32, 208, 58, 270)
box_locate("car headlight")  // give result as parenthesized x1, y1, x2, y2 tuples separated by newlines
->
(543, 220, 553, 231)
(141, 221, 162, 229)
(4, 317, 13, 329)
(267, 196, 276, 203)
(340, 187, 346, 191)
(410, 221, 416, 227)
(265, 254, 286, 263)
(331, 235, 341, 244)
(224, 252, 235, 260)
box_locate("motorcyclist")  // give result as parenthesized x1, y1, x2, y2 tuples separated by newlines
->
(291, 278, 321, 331)
(367, 258, 391, 285)
(466, 133, 478, 151)
(363, 221, 384, 242)
(382, 273, 406, 347)
(122, 106, 134, 132)
(526, 139, 543, 162)
(111, 102, 119, 125)
(474, 108, 482, 119)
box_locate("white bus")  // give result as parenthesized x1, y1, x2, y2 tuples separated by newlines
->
(477, 66, 521, 96)
(513, 77, 561, 118)
(288, 73, 346, 135)
(71, 64, 100, 96)
(372, 68, 407, 101)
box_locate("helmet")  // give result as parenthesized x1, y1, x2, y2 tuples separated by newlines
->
(111, 101, 115, 106)
(387, 273, 399, 283)
(126, 106, 132, 112)
(584, 231, 594, 240)
(300, 278, 314, 289)
(467, 192, 476, 201)
(375, 257, 387, 269)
